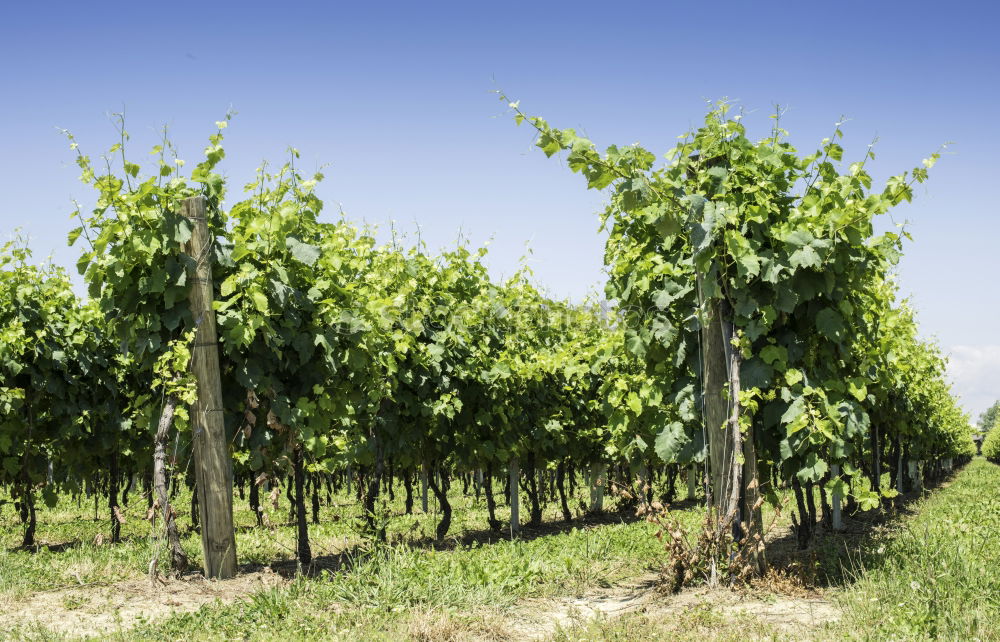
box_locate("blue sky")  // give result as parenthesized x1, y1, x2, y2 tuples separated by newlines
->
(1, 0, 997, 417)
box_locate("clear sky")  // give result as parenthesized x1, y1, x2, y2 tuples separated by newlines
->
(1, 0, 997, 417)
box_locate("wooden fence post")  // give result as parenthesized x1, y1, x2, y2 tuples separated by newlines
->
(182, 195, 237, 579)
(908, 460, 922, 492)
(896, 448, 905, 493)
(831, 463, 844, 531)
(589, 462, 606, 512)
(509, 458, 520, 535)
(421, 463, 429, 513)
(697, 284, 742, 530)
(698, 273, 762, 575)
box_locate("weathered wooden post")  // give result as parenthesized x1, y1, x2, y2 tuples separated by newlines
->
(699, 297, 741, 523)
(420, 462, 429, 513)
(831, 463, 844, 531)
(896, 449, 904, 493)
(908, 460, 922, 492)
(687, 466, 697, 500)
(698, 276, 762, 574)
(589, 462, 606, 512)
(638, 464, 650, 495)
(509, 458, 520, 535)
(182, 195, 237, 579)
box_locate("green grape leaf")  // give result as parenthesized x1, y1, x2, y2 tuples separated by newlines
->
(796, 452, 828, 483)
(741, 357, 773, 389)
(816, 308, 846, 342)
(287, 237, 321, 266)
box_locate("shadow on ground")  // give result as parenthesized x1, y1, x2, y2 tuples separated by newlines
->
(761, 466, 961, 588)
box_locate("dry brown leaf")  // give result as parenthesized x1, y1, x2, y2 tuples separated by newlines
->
(266, 410, 288, 433)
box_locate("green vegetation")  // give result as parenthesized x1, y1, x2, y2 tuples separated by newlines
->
(0, 469, 692, 640)
(836, 458, 1000, 638)
(505, 96, 975, 553)
(983, 425, 1000, 462)
(547, 459, 1000, 641)
(3, 119, 667, 568)
(0, 472, 676, 600)
(0, 103, 990, 640)
(6, 459, 997, 639)
(978, 400, 1000, 433)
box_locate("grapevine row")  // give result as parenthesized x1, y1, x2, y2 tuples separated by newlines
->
(0, 108, 976, 574)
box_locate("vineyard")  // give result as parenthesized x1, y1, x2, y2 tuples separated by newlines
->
(0, 103, 988, 640)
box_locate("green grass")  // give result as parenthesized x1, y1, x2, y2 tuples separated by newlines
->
(834, 457, 1000, 639)
(124, 522, 668, 641)
(0, 474, 693, 597)
(0, 473, 703, 639)
(5, 462, 999, 640)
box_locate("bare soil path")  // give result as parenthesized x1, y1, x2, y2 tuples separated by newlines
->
(0, 569, 287, 638)
(512, 572, 840, 640)
(0, 568, 839, 640)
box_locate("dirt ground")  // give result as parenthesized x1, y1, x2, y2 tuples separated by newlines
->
(0, 568, 287, 638)
(513, 572, 839, 640)
(0, 569, 840, 640)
